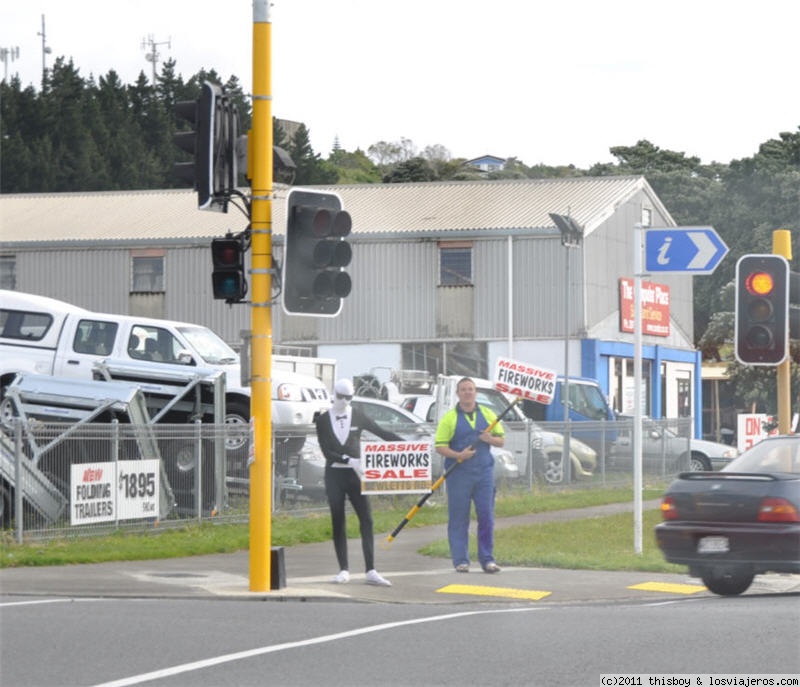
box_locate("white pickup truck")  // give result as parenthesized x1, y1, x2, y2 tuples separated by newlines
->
(0, 290, 332, 461)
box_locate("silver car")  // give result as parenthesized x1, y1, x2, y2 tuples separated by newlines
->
(615, 416, 738, 471)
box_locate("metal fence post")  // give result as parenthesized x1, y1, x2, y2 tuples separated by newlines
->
(14, 418, 23, 544)
(195, 420, 203, 521)
(112, 419, 119, 530)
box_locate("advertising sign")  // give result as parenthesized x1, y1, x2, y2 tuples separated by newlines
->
(737, 414, 777, 452)
(619, 278, 670, 337)
(361, 441, 433, 495)
(493, 357, 556, 405)
(70, 460, 160, 525)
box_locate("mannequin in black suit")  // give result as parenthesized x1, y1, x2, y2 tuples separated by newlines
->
(315, 379, 403, 586)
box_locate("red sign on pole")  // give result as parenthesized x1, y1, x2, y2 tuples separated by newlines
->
(619, 278, 670, 337)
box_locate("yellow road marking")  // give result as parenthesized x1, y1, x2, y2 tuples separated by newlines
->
(628, 581, 706, 595)
(436, 584, 551, 600)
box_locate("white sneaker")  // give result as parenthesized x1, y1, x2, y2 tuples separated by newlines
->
(332, 570, 350, 584)
(365, 569, 392, 586)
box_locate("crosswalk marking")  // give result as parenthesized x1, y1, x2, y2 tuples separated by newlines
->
(628, 581, 706, 595)
(436, 584, 552, 600)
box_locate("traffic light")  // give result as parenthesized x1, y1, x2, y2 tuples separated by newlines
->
(173, 81, 238, 212)
(282, 189, 352, 317)
(735, 254, 789, 365)
(211, 236, 247, 303)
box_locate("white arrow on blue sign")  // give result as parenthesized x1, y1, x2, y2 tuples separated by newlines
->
(645, 227, 729, 275)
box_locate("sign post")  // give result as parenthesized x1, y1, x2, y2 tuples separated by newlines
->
(632, 225, 727, 554)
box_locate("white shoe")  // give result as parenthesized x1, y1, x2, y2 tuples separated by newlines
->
(365, 569, 392, 586)
(332, 570, 350, 584)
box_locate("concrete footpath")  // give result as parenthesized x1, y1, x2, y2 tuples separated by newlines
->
(2, 501, 798, 604)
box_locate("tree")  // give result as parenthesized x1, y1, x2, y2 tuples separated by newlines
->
(288, 123, 337, 185)
(382, 156, 437, 183)
(328, 148, 381, 184)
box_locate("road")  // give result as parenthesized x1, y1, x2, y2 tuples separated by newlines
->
(2, 593, 798, 686)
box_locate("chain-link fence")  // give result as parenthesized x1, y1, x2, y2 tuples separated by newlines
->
(1, 417, 699, 540)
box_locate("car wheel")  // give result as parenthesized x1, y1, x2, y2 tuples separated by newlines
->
(701, 568, 755, 596)
(689, 453, 711, 471)
(225, 401, 250, 458)
(0, 394, 17, 433)
(541, 451, 564, 484)
(0, 483, 11, 529)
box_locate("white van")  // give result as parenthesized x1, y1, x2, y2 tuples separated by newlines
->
(0, 290, 331, 458)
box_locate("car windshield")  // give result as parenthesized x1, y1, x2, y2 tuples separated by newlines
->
(177, 326, 238, 364)
(476, 387, 525, 420)
(723, 437, 800, 474)
(353, 400, 429, 438)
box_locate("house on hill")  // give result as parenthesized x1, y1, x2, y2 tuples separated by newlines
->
(466, 155, 506, 174)
(0, 176, 702, 435)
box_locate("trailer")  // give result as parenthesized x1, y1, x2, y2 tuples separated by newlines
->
(0, 374, 175, 527)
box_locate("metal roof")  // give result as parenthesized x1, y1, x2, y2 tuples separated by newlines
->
(0, 176, 671, 247)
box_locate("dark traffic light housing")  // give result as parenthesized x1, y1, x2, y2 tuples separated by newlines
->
(282, 189, 352, 317)
(173, 81, 238, 212)
(211, 236, 247, 303)
(735, 254, 789, 365)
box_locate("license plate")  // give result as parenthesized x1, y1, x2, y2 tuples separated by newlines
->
(697, 536, 729, 554)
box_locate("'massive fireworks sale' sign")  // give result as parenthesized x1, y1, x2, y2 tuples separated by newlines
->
(361, 441, 433, 495)
(493, 356, 556, 405)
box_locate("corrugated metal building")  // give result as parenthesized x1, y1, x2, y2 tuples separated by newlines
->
(0, 176, 702, 433)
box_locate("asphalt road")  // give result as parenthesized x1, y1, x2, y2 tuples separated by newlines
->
(2, 501, 799, 686)
(2, 593, 799, 686)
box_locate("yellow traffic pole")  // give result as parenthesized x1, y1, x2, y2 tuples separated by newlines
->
(249, 0, 273, 591)
(773, 229, 793, 435)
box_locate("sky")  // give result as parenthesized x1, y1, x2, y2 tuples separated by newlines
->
(2, 0, 798, 169)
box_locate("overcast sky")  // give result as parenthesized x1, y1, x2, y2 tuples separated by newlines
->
(2, 0, 798, 169)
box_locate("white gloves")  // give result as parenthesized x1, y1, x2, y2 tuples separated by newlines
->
(348, 457, 364, 475)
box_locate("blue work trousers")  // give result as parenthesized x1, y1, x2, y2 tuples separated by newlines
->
(445, 466, 496, 568)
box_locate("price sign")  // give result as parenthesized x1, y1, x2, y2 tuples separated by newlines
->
(117, 460, 160, 520)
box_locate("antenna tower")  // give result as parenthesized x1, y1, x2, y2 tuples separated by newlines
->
(142, 35, 171, 85)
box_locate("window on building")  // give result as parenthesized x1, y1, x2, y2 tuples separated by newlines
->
(641, 208, 652, 227)
(0, 255, 16, 290)
(131, 255, 164, 293)
(439, 243, 472, 286)
(402, 341, 487, 379)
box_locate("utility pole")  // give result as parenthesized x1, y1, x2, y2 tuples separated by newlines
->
(249, 0, 274, 592)
(773, 229, 793, 434)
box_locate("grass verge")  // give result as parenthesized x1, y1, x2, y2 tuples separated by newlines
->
(1, 485, 678, 572)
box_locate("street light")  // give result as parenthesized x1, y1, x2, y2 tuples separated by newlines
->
(549, 213, 584, 483)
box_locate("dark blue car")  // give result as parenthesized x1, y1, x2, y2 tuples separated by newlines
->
(655, 435, 800, 595)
